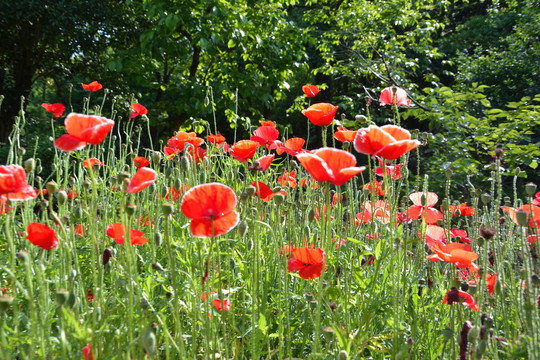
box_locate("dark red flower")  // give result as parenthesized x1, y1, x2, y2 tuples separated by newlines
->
(354, 125, 420, 160)
(287, 247, 326, 280)
(133, 156, 150, 168)
(129, 103, 148, 120)
(106, 223, 148, 245)
(228, 140, 260, 163)
(301, 103, 338, 127)
(54, 113, 114, 152)
(180, 183, 239, 237)
(26, 223, 58, 250)
(302, 85, 321, 97)
(296, 148, 365, 186)
(81, 81, 103, 92)
(0, 165, 37, 201)
(379, 86, 411, 106)
(83, 158, 103, 169)
(41, 103, 65, 117)
(125, 168, 157, 193)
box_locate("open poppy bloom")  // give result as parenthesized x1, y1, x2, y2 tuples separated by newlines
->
(166, 131, 205, 152)
(81, 81, 103, 92)
(260, 120, 276, 127)
(252, 181, 274, 202)
(469, 273, 497, 295)
(287, 246, 326, 279)
(354, 125, 420, 160)
(0, 165, 37, 201)
(133, 156, 150, 168)
(448, 203, 475, 217)
(334, 126, 357, 143)
(501, 204, 540, 228)
(374, 157, 403, 179)
(302, 103, 338, 127)
(407, 192, 444, 225)
(251, 126, 279, 149)
(423, 225, 447, 249)
(212, 299, 231, 311)
(302, 85, 320, 97)
(41, 103, 65, 117)
(129, 103, 148, 120)
(54, 113, 115, 152)
(106, 223, 148, 245)
(355, 200, 391, 225)
(443, 288, 480, 311)
(362, 180, 386, 196)
(26, 223, 58, 250)
(427, 242, 479, 271)
(278, 170, 297, 188)
(254, 154, 274, 172)
(207, 133, 226, 144)
(83, 158, 103, 169)
(228, 140, 260, 163)
(379, 86, 411, 106)
(125, 168, 157, 193)
(180, 183, 239, 237)
(450, 228, 471, 243)
(269, 137, 307, 156)
(296, 148, 365, 186)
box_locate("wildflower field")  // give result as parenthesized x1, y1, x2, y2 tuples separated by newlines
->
(0, 82, 539, 360)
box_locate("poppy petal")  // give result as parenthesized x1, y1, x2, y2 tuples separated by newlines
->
(181, 183, 237, 220)
(256, 154, 274, 171)
(189, 210, 239, 238)
(353, 125, 396, 156)
(380, 125, 412, 141)
(298, 262, 324, 280)
(376, 139, 421, 160)
(125, 168, 157, 193)
(54, 134, 87, 152)
(296, 152, 333, 183)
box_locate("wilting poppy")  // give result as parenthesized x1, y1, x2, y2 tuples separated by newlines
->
(228, 140, 260, 163)
(129, 103, 148, 120)
(83, 158, 103, 169)
(407, 192, 444, 225)
(106, 223, 148, 245)
(26, 223, 58, 250)
(41, 103, 65, 117)
(255, 154, 275, 172)
(296, 148, 365, 186)
(334, 126, 357, 143)
(448, 203, 475, 217)
(354, 125, 420, 160)
(270, 137, 307, 156)
(252, 181, 274, 202)
(54, 113, 115, 152)
(83, 344, 93, 360)
(207, 133, 226, 144)
(278, 170, 297, 188)
(0, 165, 37, 201)
(302, 85, 320, 97)
(212, 299, 231, 311)
(443, 288, 480, 311)
(501, 204, 540, 228)
(81, 81, 103, 92)
(180, 183, 239, 237)
(125, 168, 157, 193)
(287, 247, 326, 280)
(427, 242, 479, 271)
(374, 157, 403, 179)
(251, 126, 279, 149)
(302, 103, 338, 127)
(379, 86, 411, 106)
(133, 156, 150, 168)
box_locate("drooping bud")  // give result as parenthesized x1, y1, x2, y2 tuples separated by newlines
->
(516, 209, 528, 226)
(237, 221, 248, 237)
(46, 181, 58, 194)
(55, 190, 68, 205)
(24, 158, 35, 173)
(154, 233, 162, 246)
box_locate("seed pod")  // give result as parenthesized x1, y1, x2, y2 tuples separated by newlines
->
(525, 183, 537, 197)
(125, 203, 136, 216)
(56, 289, 70, 306)
(516, 209, 528, 226)
(154, 233, 162, 246)
(308, 209, 316, 222)
(480, 193, 491, 205)
(338, 350, 349, 360)
(246, 185, 256, 197)
(274, 193, 284, 205)
(161, 203, 174, 216)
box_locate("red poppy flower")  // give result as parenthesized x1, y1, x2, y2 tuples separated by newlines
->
(301, 103, 338, 127)
(529, 235, 538, 244)
(207, 133, 226, 144)
(270, 137, 307, 156)
(67, 190, 77, 199)
(448, 203, 475, 217)
(26, 223, 58, 250)
(41, 103, 65, 117)
(161, 183, 190, 201)
(302, 85, 321, 97)
(83, 158, 103, 169)
(0, 199, 12, 215)
(332, 192, 343, 206)
(252, 181, 274, 202)
(106, 223, 148, 245)
(278, 170, 297, 188)
(81, 81, 103, 92)
(129, 103, 148, 120)
(379, 86, 411, 106)
(54, 113, 115, 152)
(260, 120, 276, 127)
(125, 168, 157, 193)
(228, 140, 260, 163)
(255, 154, 275, 171)
(354, 125, 420, 160)
(501, 205, 540, 228)
(251, 126, 279, 149)
(450, 228, 471, 243)
(133, 156, 150, 168)
(287, 247, 326, 279)
(362, 180, 386, 196)
(180, 183, 239, 237)
(167, 131, 205, 152)
(83, 344, 93, 360)
(212, 299, 231, 311)
(426, 242, 479, 271)
(70, 224, 86, 237)
(334, 126, 357, 142)
(0, 165, 37, 201)
(533, 192, 540, 206)
(423, 225, 446, 249)
(300, 178, 319, 189)
(87, 289, 94, 302)
(443, 288, 479, 311)
(407, 192, 444, 225)
(185, 147, 207, 165)
(355, 200, 391, 225)
(486, 273, 497, 295)
(296, 148, 365, 186)
(374, 157, 403, 179)
(332, 237, 347, 250)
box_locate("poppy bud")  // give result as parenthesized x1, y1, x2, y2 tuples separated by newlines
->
(122, 178, 130, 190)
(476, 340, 487, 357)
(305, 292, 314, 300)
(174, 178, 182, 190)
(36, 164, 42, 174)
(160, 185, 168, 198)
(436, 219, 444, 227)
(71, 269, 77, 280)
(181, 157, 190, 172)
(454, 209, 461, 217)
(468, 324, 480, 341)
(246, 185, 256, 197)
(66, 292, 77, 308)
(475, 188, 482, 197)
(125, 203, 136, 216)
(56, 289, 70, 306)
(81, 180, 90, 191)
(338, 350, 349, 360)
(46, 181, 58, 194)
(55, 190, 68, 205)
(477, 238, 485, 247)
(118, 171, 130, 183)
(516, 209, 528, 226)
(142, 323, 157, 355)
(525, 183, 537, 197)
(24, 158, 35, 173)
(515, 167, 521, 176)
(441, 199, 449, 211)
(103, 248, 112, 266)
(480, 193, 490, 205)
(151, 151, 161, 164)
(140, 300, 150, 309)
(308, 209, 316, 222)
(16, 251, 28, 262)
(229, 258, 236, 269)
(274, 193, 284, 206)
(237, 220, 248, 237)
(164, 167, 173, 178)
(421, 194, 427, 206)
(148, 182, 156, 194)
(0, 295, 13, 312)
(309, 299, 318, 309)
(343, 141, 350, 150)
(204, 96, 210, 107)
(362, 188, 370, 198)
(272, 186, 282, 193)
(240, 192, 249, 203)
(442, 327, 453, 341)
(161, 203, 174, 216)
(246, 239, 254, 251)
(445, 168, 453, 179)
(154, 233, 162, 246)
(323, 327, 335, 342)
(18, 147, 26, 156)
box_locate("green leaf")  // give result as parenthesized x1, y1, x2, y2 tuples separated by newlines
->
(530, 160, 538, 169)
